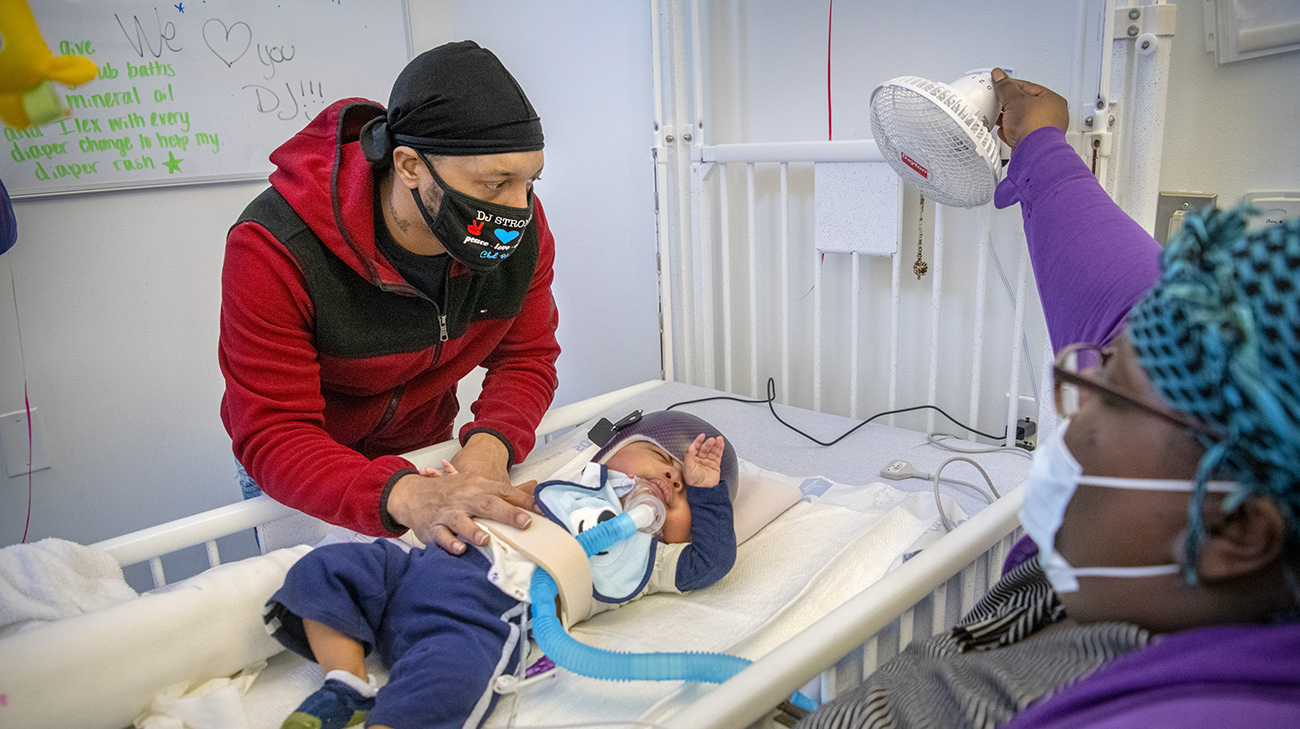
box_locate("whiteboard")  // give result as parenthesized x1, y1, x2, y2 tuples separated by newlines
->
(3, 0, 411, 198)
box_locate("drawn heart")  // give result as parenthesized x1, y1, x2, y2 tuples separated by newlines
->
(494, 229, 521, 244)
(203, 18, 252, 68)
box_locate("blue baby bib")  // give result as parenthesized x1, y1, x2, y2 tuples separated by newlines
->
(534, 463, 656, 603)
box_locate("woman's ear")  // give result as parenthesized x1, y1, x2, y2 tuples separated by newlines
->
(1193, 497, 1287, 581)
(391, 146, 423, 190)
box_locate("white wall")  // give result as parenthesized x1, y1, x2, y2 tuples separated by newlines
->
(0, 1, 662, 580)
(1160, 2, 1300, 204)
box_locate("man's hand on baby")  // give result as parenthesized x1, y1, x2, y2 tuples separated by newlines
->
(683, 434, 725, 489)
(386, 468, 534, 555)
(451, 432, 513, 484)
(990, 67, 1069, 150)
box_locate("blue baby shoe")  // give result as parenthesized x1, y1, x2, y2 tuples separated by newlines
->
(281, 677, 376, 729)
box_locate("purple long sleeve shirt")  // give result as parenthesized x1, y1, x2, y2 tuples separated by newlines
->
(994, 127, 1161, 351)
(993, 128, 1300, 727)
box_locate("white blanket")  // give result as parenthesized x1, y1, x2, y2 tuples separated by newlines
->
(229, 467, 944, 729)
(0, 545, 310, 729)
(0, 537, 138, 639)
(486, 464, 945, 726)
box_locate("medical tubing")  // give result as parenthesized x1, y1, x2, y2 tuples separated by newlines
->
(530, 568, 751, 683)
(530, 512, 752, 684)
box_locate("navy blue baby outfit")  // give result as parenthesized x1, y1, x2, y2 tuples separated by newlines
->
(265, 480, 733, 729)
(266, 543, 525, 729)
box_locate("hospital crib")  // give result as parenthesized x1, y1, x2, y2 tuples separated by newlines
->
(90, 377, 1026, 729)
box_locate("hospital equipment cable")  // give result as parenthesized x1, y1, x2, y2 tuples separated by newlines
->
(879, 456, 1000, 532)
(6, 255, 34, 543)
(927, 432, 1034, 460)
(932, 457, 999, 531)
(666, 377, 1008, 445)
(526, 507, 820, 712)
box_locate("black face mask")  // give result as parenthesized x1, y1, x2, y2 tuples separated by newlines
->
(410, 156, 533, 272)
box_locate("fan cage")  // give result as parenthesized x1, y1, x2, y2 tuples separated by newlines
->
(870, 76, 1000, 208)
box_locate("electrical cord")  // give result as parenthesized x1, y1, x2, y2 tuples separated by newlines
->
(666, 377, 1008, 446)
(665, 379, 1019, 533)
(927, 432, 1034, 460)
(880, 457, 1000, 531)
(931, 457, 999, 531)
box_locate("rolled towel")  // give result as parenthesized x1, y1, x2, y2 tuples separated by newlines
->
(0, 537, 138, 638)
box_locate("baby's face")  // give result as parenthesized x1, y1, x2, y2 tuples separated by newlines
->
(604, 440, 692, 544)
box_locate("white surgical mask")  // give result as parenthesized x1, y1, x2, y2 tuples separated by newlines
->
(1019, 418, 1235, 594)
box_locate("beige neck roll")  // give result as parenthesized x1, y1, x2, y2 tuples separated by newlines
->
(475, 516, 593, 629)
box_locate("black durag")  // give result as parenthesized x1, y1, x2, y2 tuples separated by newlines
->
(360, 40, 544, 163)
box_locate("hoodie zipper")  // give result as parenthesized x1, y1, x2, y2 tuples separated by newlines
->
(371, 265, 454, 437)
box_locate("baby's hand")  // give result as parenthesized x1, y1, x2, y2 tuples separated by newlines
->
(416, 460, 458, 478)
(683, 434, 724, 488)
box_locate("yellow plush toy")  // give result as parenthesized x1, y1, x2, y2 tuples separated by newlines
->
(0, 0, 98, 129)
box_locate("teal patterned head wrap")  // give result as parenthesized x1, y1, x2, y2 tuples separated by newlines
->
(1127, 206, 1300, 581)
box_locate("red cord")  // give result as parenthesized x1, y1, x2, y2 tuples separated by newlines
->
(22, 386, 31, 543)
(8, 261, 33, 543)
(827, 0, 834, 140)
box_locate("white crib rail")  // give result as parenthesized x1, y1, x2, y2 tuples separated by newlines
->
(664, 487, 1026, 729)
(668, 138, 1043, 449)
(92, 379, 667, 583)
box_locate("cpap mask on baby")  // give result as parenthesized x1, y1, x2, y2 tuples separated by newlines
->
(1020, 418, 1237, 594)
(616, 475, 669, 535)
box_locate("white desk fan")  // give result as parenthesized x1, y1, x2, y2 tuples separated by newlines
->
(869, 72, 1002, 208)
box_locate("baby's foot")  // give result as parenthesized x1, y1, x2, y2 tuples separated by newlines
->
(281, 674, 376, 729)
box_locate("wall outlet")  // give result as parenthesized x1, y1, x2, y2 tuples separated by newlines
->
(0, 408, 52, 478)
(1156, 192, 1217, 245)
(1016, 417, 1038, 451)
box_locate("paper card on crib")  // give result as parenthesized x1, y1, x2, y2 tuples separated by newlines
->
(814, 161, 901, 256)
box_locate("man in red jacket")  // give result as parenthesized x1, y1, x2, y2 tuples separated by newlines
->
(219, 41, 559, 555)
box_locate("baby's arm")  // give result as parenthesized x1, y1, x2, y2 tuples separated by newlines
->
(683, 434, 724, 488)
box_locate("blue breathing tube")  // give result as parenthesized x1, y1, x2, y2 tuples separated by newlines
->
(528, 511, 752, 683)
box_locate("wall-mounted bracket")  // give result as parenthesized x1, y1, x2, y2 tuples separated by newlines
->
(1114, 4, 1177, 39)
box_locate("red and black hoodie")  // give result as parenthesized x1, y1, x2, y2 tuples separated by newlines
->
(219, 99, 560, 536)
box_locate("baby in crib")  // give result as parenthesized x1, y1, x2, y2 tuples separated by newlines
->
(264, 410, 738, 729)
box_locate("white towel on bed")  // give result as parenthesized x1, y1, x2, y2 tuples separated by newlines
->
(0, 537, 138, 638)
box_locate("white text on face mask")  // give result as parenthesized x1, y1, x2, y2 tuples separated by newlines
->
(475, 210, 531, 228)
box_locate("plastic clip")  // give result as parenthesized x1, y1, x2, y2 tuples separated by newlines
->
(587, 410, 643, 447)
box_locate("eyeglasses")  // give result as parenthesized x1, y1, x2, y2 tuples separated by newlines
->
(1053, 343, 1223, 442)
